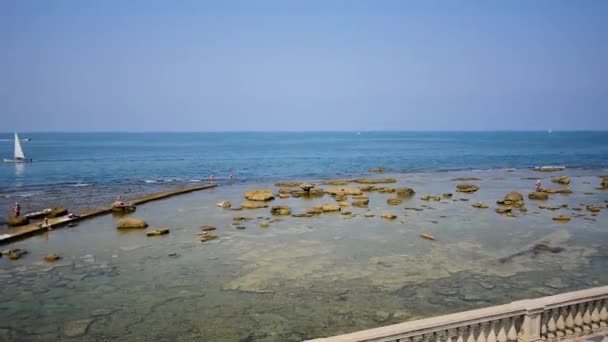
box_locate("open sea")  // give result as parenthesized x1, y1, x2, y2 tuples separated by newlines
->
(2, 131, 608, 218)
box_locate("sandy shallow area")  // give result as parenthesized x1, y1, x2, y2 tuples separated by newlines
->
(1, 168, 607, 341)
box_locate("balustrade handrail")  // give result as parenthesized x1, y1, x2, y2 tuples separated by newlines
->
(307, 285, 608, 342)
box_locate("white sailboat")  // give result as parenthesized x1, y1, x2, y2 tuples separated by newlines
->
(3, 133, 32, 163)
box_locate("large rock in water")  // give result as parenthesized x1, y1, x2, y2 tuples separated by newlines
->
(8, 215, 29, 227)
(244, 189, 275, 201)
(270, 205, 292, 216)
(551, 176, 570, 185)
(116, 218, 148, 229)
(529, 192, 549, 200)
(46, 207, 68, 218)
(325, 188, 362, 196)
(456, 184, 480, 193)
(497, 192, 525, 207)
(602, 176, 608, 189)
(395, 187, 416, 197)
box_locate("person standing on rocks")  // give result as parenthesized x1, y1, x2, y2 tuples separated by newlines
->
(229, 171, 235, 181)
(11, 202, 21, 217)
(209, 173, 215, 183)
(535, 179, 541, 192)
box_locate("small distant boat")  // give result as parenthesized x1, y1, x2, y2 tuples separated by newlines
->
(3, 133, 32, 163)
(548, 129, 552, 134)
(534, 166, 566, 172)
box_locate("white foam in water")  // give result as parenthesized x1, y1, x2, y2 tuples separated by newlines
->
(71, 183, 90, 187)
(144, 179, 158, 183)
(189, 179, 201, 182)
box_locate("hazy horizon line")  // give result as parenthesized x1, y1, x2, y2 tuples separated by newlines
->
(2, 129, 608, 134)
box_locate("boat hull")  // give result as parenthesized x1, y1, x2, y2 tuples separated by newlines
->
(3, 159, 33, 163)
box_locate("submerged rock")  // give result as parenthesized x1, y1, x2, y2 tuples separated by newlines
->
(552, 215, 571, 222)
(274, 182, 303, 187)
(201, 226, 216, 231)
(63, 319, 94, 338)
(442, 193, 453, 199)
(241, 201, 269, 209)
(529, 192, 549, 200)
(387, 198, 402, 205)
(354, 178, 397, 184)
(586, 205, 601, 213)
(551, 176, 571, 185)
(200, 233, 218, 242)
(420, 233, 436, 241)
(306, 207, 324, 215)
(324, 180, 351, 186)
(380, 212, 397, 220)
(317, 204, 340, 212)
(244, 189, 275, 201)
(3, 249, 28, 260)
(352, 199, 369, 208)
(369, 167, 387, 173)
(233, 216, 253, 221)
(338, 201, 351, 207)
(217, 200, 231, 208)
(495, 207, 512, 214)
(146, 228, 170, 236)
(471, 202, 489, 209)
(259, 221, 270, 228)
(602, 176, 608, 189)
(533, 244, 564, 253)
(116, 218, 148, 229)
(278, 193, 290, 199)
(8, 215, 29, 227)
(456, 184, 480, 193)
(44, 253, 61, 262)
(270, 205, 292, 216)
(325, 187, 362, 196)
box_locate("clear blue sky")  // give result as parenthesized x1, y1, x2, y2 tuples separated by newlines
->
(1, 0, 607, 131)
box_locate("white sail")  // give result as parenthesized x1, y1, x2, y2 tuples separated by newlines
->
(14, 132, 25, 159)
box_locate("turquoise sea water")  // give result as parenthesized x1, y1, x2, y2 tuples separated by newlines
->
(1, 131, 608, 220)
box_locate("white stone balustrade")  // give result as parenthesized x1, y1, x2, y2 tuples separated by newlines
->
(307, 285, 608, 342)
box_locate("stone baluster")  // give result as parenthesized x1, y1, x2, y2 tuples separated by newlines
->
(573, 303, 584, 333)
(546, 310, 557, 339)
(591, 300, 601, 329)
(506, 317, 517, 342)
(476, 323, 487, 342)
(413, 334, 424, 342)
(540, 319, 547, 341)
(564, 305, 575, 335)
(455, 327, 466, 342)
(599, 299, 608, 327)
(486, 321, 497, 342)
(555, 308, 566, 337)
(496, 319, 507, 342)
(466, 325, 476, 342)
(582, 302, 592, 331)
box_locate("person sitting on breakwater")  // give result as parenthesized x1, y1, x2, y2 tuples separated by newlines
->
(11, 202, 21, 216)
(113, 195, 126, 207)
(535, 179, 542, 192)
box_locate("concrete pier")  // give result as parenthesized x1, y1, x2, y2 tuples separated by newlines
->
(0, 184, 217, 245)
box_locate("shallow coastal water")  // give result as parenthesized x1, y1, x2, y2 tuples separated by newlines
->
(2, 131, 608, 226)
(1, 168, 607, 341)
